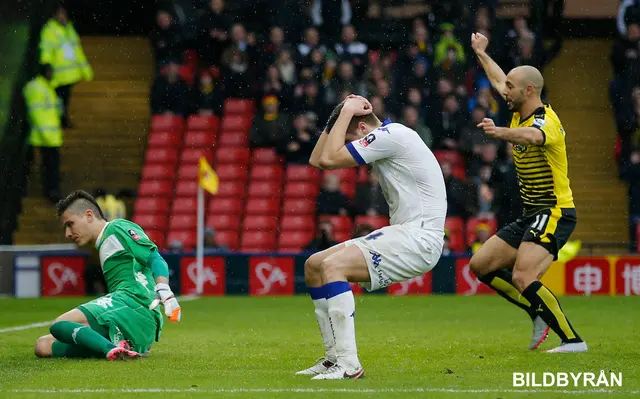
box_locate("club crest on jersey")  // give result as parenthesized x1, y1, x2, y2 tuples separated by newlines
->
(359, 133, 376, 147)
(128, 229, 141, 241)
(514, 144, 527, 152)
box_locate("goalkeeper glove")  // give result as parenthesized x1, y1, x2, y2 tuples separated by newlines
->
(149, 283, 181, 322)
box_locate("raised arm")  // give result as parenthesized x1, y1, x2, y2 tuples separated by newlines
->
(471, 33, 507, 100)
(309, 129, 329, 168)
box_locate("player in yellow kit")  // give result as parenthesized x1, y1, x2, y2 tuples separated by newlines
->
(468, 32, 587, 353)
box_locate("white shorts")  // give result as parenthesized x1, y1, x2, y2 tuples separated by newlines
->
(345, 223, 444, 291)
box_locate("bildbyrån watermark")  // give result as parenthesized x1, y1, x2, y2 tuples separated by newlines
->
(513, 371, 622, 387)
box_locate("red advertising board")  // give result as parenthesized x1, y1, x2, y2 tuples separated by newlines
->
(455, 258, 496, 295)
(565, 257, 610, 295)
(615, 257, 640, 296)
(387, 273, 432, 295)
(349, 282, 364, 295)
(180, 256, 226, 296)
(41, 256, 86, 296)
(249, 257, 294, 296)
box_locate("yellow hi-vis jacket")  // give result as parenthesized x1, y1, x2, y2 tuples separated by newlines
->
(23, 76, 63, 147)
(39, 19, 93, 88)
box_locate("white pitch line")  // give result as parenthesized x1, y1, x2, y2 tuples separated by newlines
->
(7, 388, 639, 394)
(0, 296, 199, 334)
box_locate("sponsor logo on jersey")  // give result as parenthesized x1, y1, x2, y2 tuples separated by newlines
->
(533, 118, 546, 128)
(358, 133, 376, 147)
(128, 229, 141, 241)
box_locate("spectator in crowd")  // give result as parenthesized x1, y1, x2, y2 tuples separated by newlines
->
(612, 21, 640, 85)
(300, 48, 326, 83)
(352, 223, 374, 239)
(150, 63, 190, 116)
(94, 189, 126, 221)
(470, 223, 491, 254)
(260, 26, 288, 69)
(470, 165, 496, 219)
(364, 64, 391, 95)
(433, 93, 466, 150)
(618, 0, 640, 38)
(468, 83, 501, 122)
(401, 105, 432, 147)
(434, 23, 465, 67)
(204, 227, 229, 251)
(316, 174, 351, 216)
(275, 49, 297, 86)
(335, 25, 368, 77)
(375, 79, 400, 118)
(293, 80, 324, 120)
(276, 114, 315, 164)
(23, 64, 63, 204)
(262, 65, 290, 103)
(40, 4, 93, 128)
(459, 106, 494, 162)
(313, 0, 353, 40)
(150, 10, 184, 68)
(441, 161, 472, 219)
(354, 169, 388, 217)
(198, 0, 232, 66)
(406, 87, 427, 122)
(221, 47, 252, 98)
(167, 240, 184, 253)
(250, 95, 291, 147)
(191, 72, 224, 116)
(304, 219, 338, 251)
(297, 27, 325, 62)
(490, 143, 522, 229)
(326, 61, 367, 106)
(468, 143, 498, 179)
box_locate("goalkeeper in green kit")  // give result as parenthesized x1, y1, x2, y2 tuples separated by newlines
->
(34, 190, 181, 360)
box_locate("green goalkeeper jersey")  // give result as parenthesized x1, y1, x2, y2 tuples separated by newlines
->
(95, 219, 159, 307)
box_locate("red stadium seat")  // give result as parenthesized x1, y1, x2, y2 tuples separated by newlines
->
(334, 231, 351, 243)
(145, 229, 166, 248)
(340, 181, 356, 199)
(250, 165, 283, 181)
(324, 168, 357, 183)
(141, 164, 174, 180)
(166, 230, 196, 250)
(171, 197, 198, 215)
(175, 181, 198, 197)
(148, 131, 181, 148)
(241, 231, 276, 252)
(252, 148, 281, 164)
(177, 164, 199, 180)
(134, 197, 170, 215)
(132, 214, 167, 231)
(445, 217, 465, 236)
(319, 215, 352, 233)
(184, 49, 198, 73)
(186, 115, 219, 132)
(216, 181, 247, 198)
(224, 99, 255, 115)
(216, 164, 249, 182)
(248, 181, 282, 198)
(208, 198, 243, 215)
(216, 230, 239, 250)
(280, 215, 315, 231)
(218, 131, 249, 147)
(445, 217, 466, 253)
(284, 182, 319, 198)
(453, 166, 466, 180)
(278, 231, 314, 252)
(207, 214, 241, 231)
(184, 131, 216, 148)
(466, 217, 498, 247)
(151, 115, 184, 133)
(357, 166, 369, 184)
(286, 165, 320, 182)
(245, 198, 280, 215)
(146, 148, 178, 165)
(138, 180, 172, 197)
(215, 148, 250, 165)
(181, 148, 213, 165)
(282, 198, 316, 215)
(354, 216, 389, 230)
(242, 215, 278, 231)
(434, 150, 464, 168)
(222, 115, 252, 131)
(169, 214, 196, 231)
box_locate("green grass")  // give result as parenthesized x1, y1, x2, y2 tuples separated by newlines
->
(0, 296, 638, 398)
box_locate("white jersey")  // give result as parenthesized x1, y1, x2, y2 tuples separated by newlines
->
(345, 119, 447, 231)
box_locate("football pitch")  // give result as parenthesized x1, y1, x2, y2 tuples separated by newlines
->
(1, 296, 638, 398)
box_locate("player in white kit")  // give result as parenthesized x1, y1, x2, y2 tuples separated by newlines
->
(297, 95, 447, 380)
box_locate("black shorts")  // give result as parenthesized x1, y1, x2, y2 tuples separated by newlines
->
(496, 207, 577, 260)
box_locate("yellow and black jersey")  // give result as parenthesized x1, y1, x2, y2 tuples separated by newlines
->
(509, 103, 575, 216)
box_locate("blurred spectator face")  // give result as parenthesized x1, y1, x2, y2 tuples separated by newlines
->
(156, 11, 172, 29)
(408, 88, 422, 105)
(277, 50, 293, 65)
(443, 29, 454, 39)
(338, 62, 354, 80)
(311, 49, 324, 64)
(514, 16, 528, 34)
(305, 82, 318, 97)
(200, 73, 213, 90)
(318, 220, 335, 238)
(342, 25, 356, 43)
(475, 8, 490, 30)
(267, 65, 280, 80)
(231, 24, 247, 43)
(413, 25, 429, 43)
(441, 161, 452, 179)
(376, 80, 390, 97)
(476, 227, 490, 243)
(370, 95, 384, 115)
(323, 174, 341, 192)
(438, 78, 453, 97)
(55, 7, 69, 24)
(210, 0, 224, 13)
(371, 65, 384, 82)
(270, 26, 285, 46)
(481, 144, 497, 163)
(294, 114, 309, 131)
(403, 106, 419, 127)
(305, 27, 320, 46)
(628, 24, 640, 41)
(479, 166, 493, 182)
(413, 60, 427, 77)
(471, 107, 487, 124)
(443, 95, 459, 113)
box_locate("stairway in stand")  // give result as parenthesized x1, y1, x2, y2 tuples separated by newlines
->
(14, 36, 152, 244)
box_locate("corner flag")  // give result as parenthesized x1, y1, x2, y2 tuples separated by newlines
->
(199, 156, 219, 195)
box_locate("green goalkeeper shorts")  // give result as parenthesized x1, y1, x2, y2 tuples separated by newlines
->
(77, 291, 162, 354)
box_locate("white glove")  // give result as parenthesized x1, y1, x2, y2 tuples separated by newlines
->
(149, 283, 181, 322)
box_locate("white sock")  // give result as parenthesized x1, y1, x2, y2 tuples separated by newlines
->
(312, 298, 337, 363)
(327, 290, 360, 369)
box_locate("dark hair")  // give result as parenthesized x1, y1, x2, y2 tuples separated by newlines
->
(38, 63, 53, 77)
(56, 190, 105, 219)
(324, 102, 379, 134)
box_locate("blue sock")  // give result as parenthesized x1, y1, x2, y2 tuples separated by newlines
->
(324, 281, 352, 299)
